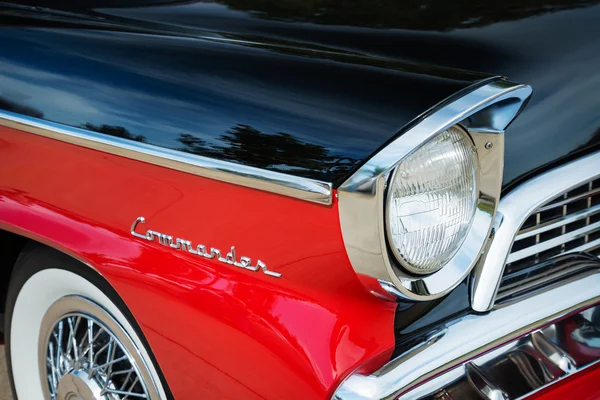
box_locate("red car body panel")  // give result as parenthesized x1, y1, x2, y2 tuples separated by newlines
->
(0, 126, 396, 399)
(530, 363, 600, 400)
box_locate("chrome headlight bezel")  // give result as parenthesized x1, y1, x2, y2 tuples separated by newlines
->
(338, 80, 532, 301)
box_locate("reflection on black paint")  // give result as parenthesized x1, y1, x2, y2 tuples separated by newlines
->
(1, 21, 469, 185)
(177, 133, 208, 154)
(216, 0, 600, 30)
(0, 1, 599, 188)
(81, 123, 147, 143)
(11, 0, 600, 31)
(177, 124, 357, 179)
(0, 97, 44, 119)
(586, 128, 600, 148)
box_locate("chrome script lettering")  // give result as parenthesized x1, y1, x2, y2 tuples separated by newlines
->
(130, 216, 282, 278)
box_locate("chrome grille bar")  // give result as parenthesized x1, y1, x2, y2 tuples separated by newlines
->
(537, 187, 600, 212)
(498, 256, 600, 300)
(507, 220, 600, 263)
(516, 203, 600, 240)
(570, 238, 600, 254)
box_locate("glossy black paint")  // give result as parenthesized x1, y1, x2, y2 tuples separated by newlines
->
(96, 0, 600, 191)
(391, 279, 471, 359)
(0, 6, 485, 186)
(1, 1, 598, 190)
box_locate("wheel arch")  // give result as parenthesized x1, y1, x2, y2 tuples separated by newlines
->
(0, 224, 103, 326)
(0, 228, 175, 399)
(0, 228, 27, 331)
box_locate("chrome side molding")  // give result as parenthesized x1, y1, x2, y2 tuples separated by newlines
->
(0, 110, 333, 205)
(471, 150, 600, 312)
(332, 260, 600, 400)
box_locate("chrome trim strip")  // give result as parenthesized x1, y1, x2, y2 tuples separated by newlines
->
(332, 266, 600, 400)
(497, 256, 600, 301)
(570, 237, 600, 254)
(0, 110, 333, 205)
(516, 203, 600, 239)
(338, 79, 532, 301)
(471, 151, 600, 312)
(508, 220, 600, 263)
(537, 187, 600, 212)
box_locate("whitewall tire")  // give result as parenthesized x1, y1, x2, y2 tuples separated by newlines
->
(5, 245, 169, 400)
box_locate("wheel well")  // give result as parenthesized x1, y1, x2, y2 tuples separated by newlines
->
(1, 235, 175, 398)
(0, 229, 27, 332)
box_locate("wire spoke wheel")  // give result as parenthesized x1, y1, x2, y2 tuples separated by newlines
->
(38, 296, 157, 400)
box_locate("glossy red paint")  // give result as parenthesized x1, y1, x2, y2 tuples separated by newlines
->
(0, 126, 397, 399)
(528, 363, 600, 400)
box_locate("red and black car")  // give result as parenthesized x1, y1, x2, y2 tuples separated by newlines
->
(0, 1, 599, 399)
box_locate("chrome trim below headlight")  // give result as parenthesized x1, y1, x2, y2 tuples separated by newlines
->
(338, 79, 532, 301)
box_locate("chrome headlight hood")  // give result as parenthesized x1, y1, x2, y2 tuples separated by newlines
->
(338, 79, 532, 301)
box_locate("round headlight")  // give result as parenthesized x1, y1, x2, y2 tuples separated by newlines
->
(387, 125, 478, 275)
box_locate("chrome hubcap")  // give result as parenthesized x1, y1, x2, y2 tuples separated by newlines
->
(56, 370, 103, 400)
(40, 297, 157, 400)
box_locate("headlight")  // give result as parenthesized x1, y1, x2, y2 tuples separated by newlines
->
(337, 80, 531, 301)
(387, 125, 478, 275)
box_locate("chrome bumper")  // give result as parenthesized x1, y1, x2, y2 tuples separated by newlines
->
(333, 262, 600, 400)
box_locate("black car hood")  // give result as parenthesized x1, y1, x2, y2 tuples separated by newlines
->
(1, 1, 599, 189)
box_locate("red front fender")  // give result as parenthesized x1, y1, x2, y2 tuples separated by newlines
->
(0, 125, 396, 399)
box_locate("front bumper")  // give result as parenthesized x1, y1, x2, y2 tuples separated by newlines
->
(333, 258, 600, 400)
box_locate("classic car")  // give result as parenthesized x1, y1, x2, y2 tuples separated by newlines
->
(0, 1, 599, 399)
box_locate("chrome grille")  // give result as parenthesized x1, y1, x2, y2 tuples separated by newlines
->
(497, 177, 600, 301)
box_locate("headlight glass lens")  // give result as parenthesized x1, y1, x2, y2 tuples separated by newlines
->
(388, 125, 478, 275)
